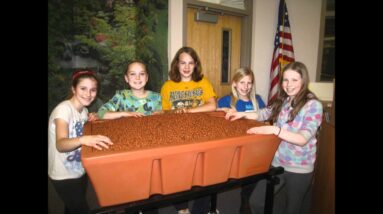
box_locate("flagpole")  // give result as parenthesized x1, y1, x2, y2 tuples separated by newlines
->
(279, 0, 286, 78)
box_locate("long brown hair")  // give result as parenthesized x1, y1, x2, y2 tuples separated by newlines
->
(269, 62, 318, 123)
(169, 47, 203, 82)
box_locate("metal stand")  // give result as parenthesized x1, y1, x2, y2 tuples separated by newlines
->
(264, 167, 282, 214)
(208, 193, 218, 214)
(91, 167, 284, 214)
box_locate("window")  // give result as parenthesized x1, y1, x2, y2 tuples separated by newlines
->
(221, 29, 231, 83)
(319, 0, 335, 82)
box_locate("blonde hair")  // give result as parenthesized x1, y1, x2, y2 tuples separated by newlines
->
(230, 67, 259, 112)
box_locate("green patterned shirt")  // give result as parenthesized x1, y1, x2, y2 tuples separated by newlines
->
(98, 90, 162, 118)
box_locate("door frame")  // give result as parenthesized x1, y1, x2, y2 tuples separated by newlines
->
(182, 0, 253, 68)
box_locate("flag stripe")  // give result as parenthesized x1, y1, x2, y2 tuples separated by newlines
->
(279, 38, 293, 46)
(268, 0, 295, 103)
(279, 32, 292, 40)
(279, 44, 294, 52)
(280, 54, 294, 62)
(279, 26, 292, 34)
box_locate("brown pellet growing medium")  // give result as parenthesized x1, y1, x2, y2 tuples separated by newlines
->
(85, 112, 261, 154)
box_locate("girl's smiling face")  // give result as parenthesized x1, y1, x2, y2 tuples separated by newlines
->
(282, 69, 303, 98)
(125, 62, 148, 90)
(72, 78, 98, 107)
(233, 75, 253, 100)
(178, 52, 196, 81)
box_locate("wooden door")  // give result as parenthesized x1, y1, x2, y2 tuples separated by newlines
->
(186, 8, 242, 97)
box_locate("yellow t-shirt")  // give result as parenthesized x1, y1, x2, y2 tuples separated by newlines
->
(160, 76, 217, 110)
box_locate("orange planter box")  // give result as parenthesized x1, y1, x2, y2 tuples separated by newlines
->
(82, 112, 280, 207)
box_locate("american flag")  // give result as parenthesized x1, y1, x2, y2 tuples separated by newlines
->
(268, 0, 295, 103)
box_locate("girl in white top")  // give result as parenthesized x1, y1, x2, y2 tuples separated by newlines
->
(48, 70, 113, 214)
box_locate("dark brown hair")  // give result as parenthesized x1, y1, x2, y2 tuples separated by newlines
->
(67, 69, 99, 99)
(169, 47, 203, 82)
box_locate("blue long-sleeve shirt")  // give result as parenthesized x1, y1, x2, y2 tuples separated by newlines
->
(217, 94, 265, 111)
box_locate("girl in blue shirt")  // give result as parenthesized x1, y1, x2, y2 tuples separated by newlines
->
(218, 67, 265, 112)
(217, 67, 265, 213)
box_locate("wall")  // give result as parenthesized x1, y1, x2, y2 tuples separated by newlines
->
(168, 0, 184, 72)
(252, 0, 322, 103)
(169, 0, 323, 103)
